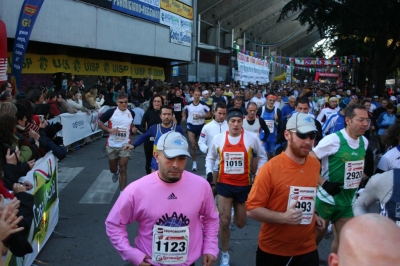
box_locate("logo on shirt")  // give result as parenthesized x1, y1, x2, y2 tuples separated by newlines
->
(167, 193, 177, 200)
(156, 212, 190, 226)
(200, 133, 206, 138)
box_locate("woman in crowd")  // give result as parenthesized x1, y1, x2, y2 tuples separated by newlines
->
(139, 94, 163, 174)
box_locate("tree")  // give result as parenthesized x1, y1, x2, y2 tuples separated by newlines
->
(278, 0, 400, 95)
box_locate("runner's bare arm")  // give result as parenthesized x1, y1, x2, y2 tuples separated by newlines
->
(247, 201, 303, 225)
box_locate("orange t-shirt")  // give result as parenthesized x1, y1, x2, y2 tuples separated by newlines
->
(246, 152, 320, 256)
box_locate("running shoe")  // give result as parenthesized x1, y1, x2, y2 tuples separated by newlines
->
(112, 167, 120, 183)
(192, 162, 197, 172)
(220, 253, 230, 266)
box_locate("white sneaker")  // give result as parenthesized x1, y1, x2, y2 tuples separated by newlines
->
(220, 253, 230, 266)
(112, 167, 120, 183)
(192, 162, 197, 171)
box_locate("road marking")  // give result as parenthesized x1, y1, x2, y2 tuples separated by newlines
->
(58, 167, 84, 193)
(79, 170, 119, 204)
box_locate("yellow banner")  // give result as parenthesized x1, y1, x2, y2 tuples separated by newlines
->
(7, 53, 165, 80)
(160, 0, 193, 20)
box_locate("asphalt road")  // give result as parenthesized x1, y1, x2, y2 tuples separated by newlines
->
(34, 133, 337, 266)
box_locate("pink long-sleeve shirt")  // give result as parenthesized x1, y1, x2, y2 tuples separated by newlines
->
(105, 171, 219, 266)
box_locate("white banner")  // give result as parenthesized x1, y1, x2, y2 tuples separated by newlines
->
(235, 52, 269, 84)
(58, 111, 102, 146)
(170, 28, 191, 47)
(4, 152, 59, 266)
(160, 9, 193, 33)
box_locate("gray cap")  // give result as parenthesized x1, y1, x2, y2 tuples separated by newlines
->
(156, 132, 191, 158)
(286, 113, 317, 134)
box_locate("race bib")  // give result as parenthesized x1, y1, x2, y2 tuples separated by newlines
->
(174, 103, 182, 112)
(223, 152, 244, 174)
(344, 160, 364, 189)
(114, 128, 128, 142)
(152, 225, 189, 264)
(265, 120, 275, 133)
(192, 113, 199, 121)
(287, 186, 316, 225)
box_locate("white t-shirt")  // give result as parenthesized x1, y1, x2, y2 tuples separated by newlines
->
(377, 146, 400, 172)
(107, 109, 134, 148)
(250, 96, 266, 109)
(184, 101, 210, 125)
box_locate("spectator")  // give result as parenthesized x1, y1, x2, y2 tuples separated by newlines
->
(376, 102, 396, 154)
(66, 91, 90, 113)
(44, 92, 60, 118)
(0, 90, 12, 103)
(104, 82, 116, 106)
(57, 89, 77, 114)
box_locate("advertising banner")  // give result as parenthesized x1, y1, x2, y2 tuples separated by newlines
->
(235, 52, 269, 84)
(160, 9, 192, 33)
(160, 0, 193, 20)
(295, 58, 338, 66)
(170, 28, 191, 47)
(4, 152, 59, 266)
(11, 0, 45, 91)
(7, 53, 165, 79)
(112, 0, 160, 23)
(58, 111, 102, 146)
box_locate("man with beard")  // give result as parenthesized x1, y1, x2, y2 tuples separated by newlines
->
(106, 132, 219, 266)
(310, 104, 369, 253)
(124, 105, 183, 172)
(246, 113, 324, 266)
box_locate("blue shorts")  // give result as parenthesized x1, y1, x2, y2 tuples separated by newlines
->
(216, 183, 251, 203)
(187, 123, 203, 136)
(264, 139, 276, 155)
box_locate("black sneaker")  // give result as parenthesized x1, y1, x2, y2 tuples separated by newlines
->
(112, 167, 120, 183)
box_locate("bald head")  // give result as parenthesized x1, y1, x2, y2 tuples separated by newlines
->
(329, 214, 400, 266)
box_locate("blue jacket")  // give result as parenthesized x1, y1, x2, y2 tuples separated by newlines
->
(377, 112, 396, 135)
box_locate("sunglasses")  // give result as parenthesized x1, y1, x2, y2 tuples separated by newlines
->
(290, 130, 317, 140)
(118, 101, 128, 104)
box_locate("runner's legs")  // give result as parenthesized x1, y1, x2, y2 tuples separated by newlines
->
(217, 195, 234, 252)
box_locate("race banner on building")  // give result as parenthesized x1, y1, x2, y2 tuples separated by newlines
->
(7, 52, 166, 79)
(11, 0, 45, 91)
(160, 0, 193, 20)
(235, 52, 270, 84)
(159, 9, 192, 33)
(112, 0, 160, 23)
(4, 152, 59, 266)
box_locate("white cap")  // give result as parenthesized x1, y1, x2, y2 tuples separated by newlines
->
(156, 132, 191, 158)
(286, 113, 317, 134)
(225, 85, 230, 87)
(390, 96, 396, 101)
(202, 90, 209, 95)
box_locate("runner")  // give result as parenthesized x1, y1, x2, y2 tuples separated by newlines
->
(124, 105, 184, 172)
(211, 86, 228, 109)
(328, 214, 400, 266)
(198, 102, 228, 194)
(182, 89, 211, 171)
(316, 97, 339, 125)
(353, 169, 400, 226)
(250, 90, 266, 109)
(310, 104, 369, 252)
(200, 90, 213, 124)
(106, 132, 219, 266)
(98, 92, 137, 193)
(246, 113, 324, 266)
(322, 98, 351, 137)
(206, 108, 267, 266)
(256, 94, 281, 159)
